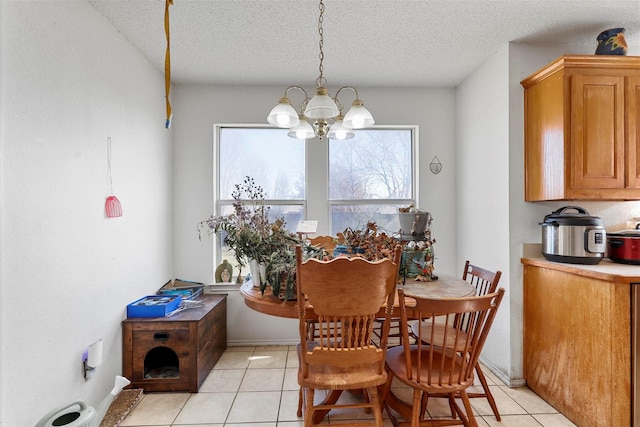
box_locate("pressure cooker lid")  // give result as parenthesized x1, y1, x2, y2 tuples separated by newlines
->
(541, 206, 603, 226)
(607, 223, 640, 237)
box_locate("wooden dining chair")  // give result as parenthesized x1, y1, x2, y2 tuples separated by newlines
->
(459, 261, 503, 419)
(410, 261, 503, 420)
(383, 287, 505, 427)
(295, 244, 402, 427)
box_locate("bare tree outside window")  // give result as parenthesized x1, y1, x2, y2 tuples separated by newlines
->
(329, 129, 414, 235)
(218, 127, 305, 200)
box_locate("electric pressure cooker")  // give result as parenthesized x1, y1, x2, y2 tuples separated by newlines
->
(539, 206, 606, 265)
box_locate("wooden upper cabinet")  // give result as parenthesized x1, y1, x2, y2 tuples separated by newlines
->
(628, 76, 640, 188)
(521, 55, 640, 201)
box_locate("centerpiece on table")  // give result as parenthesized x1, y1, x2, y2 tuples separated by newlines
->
(197, 176, 322, 301)
(397, 205, 436, 281)
(334, 221, 401, 261)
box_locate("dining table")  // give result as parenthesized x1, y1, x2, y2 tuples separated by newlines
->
(239, 274, 476, 318)
(239, 273, 476, 424)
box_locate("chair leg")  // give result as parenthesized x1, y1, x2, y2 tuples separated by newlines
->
(411, 389, 422, 427)
(447, 394, 457, 419)
(458, 389, 478, 427)
(368, 386, 384, 427)
(304, 387, 315, 427)
(419, 394, 428, 420)
(297, 386, 303, 417)
(471, 363, 501, 421)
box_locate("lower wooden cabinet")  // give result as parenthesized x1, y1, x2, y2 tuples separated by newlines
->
(523, 261, 634, 427)
(122, 294, 227, 392)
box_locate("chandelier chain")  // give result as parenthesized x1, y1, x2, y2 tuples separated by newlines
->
(267, 0, 374, 140)
(316, 0, 326, 87)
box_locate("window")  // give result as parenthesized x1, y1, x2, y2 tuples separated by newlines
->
(214, 125, 417, 264)
(329, 128, 414, 235)
(217, 126, 305, 228)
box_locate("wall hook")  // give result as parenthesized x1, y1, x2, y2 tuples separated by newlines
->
(430, 156, 442, 174)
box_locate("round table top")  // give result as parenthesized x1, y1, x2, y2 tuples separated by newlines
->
(240, 281, 300, 318)
(400, 274, 475, 299)
(239, 275, 475, 319)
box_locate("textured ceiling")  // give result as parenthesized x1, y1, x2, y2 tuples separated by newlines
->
(88, 0, 640, 88)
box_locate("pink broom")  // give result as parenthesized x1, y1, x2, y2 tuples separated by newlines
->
(105, 137, 122, 218)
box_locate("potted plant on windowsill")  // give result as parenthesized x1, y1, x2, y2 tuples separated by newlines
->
(198, 177, 274, 284)
(197, 176, 323, 301)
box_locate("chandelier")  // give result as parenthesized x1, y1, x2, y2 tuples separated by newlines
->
(267, 0, 374, 140)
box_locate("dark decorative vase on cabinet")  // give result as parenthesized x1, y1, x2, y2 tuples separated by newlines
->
(595, 27, 627, 55)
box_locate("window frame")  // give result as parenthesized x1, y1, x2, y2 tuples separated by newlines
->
(212, 124, 419, 266)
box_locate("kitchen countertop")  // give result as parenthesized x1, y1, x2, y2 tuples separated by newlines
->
(521, 256, 640, 283)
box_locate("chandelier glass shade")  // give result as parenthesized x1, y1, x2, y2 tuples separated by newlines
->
(266, 0, 374, 140)
(327, 115, 355, 140)
(268, 98, 299, 128)
(287, 114, 316, 139)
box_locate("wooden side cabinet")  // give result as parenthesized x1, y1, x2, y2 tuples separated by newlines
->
(122, 294, 227, 392)
(522, 261, 633, 426)
(521, 55, 640, 201)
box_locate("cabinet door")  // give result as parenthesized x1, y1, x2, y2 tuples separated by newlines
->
(523, 71, 565, 201)
(523, 265, 631, 427)
(627, 76, 640, 188)
(570, 74, 625, 190)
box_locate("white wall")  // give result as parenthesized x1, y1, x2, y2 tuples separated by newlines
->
(171, 84, 458, 343)
(2, 2, 172, 426)
(0, 1, 4, 424)
(456, 44, 513, 383)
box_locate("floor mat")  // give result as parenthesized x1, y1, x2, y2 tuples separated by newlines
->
(99, 388, 144, 427)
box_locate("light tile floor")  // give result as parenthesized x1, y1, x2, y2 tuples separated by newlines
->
(120, 345, 576, 427)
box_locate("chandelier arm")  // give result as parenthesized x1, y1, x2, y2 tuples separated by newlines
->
(334, 86, 358, 112)
(284, 86, 311, 113)
(334, 86, 358, 101)
(332, 98, 345, 115)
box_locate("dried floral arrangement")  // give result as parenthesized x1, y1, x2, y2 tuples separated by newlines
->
(335, 221, 401, 261)
(332, 216, 436, 281)
(197, 177, 274, 267)
(197, 176, 322, 301)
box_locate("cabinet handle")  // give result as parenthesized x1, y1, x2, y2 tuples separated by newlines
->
(153, 332, 170, 341)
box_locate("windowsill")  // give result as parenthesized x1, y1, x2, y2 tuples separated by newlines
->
(205, 282, 243, 293)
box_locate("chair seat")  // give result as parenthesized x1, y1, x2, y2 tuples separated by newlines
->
(385, 345, 473, 392)
(297, 343, 387, 390)
(410, 322, 469, 352)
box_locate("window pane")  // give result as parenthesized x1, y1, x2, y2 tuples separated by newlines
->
(330, 204, 405, 236)
(329, 129, 412, 200)
(219, 127, 305, 200)
(220, 204, 303, 234)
